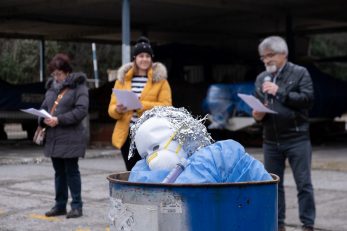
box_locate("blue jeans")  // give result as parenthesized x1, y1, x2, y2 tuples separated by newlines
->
(51, 157, 83, 210)
(264, 139, 315, 227)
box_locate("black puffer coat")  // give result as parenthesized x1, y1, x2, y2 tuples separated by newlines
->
(255, 62, 314, 142)
(39, 72, 89, 158)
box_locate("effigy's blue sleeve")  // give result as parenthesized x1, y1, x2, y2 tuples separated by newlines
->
(175, 140, 272, 183)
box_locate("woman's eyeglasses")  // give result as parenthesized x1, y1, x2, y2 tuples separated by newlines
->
(51, 71, 64, 77)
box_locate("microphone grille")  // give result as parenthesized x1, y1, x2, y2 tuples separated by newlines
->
(264, 76, 271, 82)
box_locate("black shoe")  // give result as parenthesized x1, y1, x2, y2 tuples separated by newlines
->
(66, 208, 83, 218)
(45, 207, 67, 217)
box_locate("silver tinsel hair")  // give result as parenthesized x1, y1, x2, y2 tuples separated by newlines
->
(128, 106, 213, 159)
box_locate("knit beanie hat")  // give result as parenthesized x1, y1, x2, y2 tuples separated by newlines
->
(133, 36, 154, 58)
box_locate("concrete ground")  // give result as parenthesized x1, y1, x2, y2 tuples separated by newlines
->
(0, 140, 347, 231)
(247, 144, 347, 231)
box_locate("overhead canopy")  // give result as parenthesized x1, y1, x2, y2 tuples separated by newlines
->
(1, 0, 347, 130)
(1, 0, 346, 46)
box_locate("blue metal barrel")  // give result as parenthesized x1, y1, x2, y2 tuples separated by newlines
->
(107, 172, 278, 231)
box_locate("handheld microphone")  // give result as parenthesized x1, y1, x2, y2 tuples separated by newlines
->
(263, 76, 272, 104)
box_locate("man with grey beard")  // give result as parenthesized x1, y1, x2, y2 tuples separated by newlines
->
(252, 36, 315, 231)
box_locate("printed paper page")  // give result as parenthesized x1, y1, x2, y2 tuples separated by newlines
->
(237, 93, 277, 114)
(112, 89, 142, 110)
(20, 108, 52, 118)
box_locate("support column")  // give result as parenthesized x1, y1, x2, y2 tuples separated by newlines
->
(122, 0, 131, 64)
(286, 14, 295, 61)
(92, 43, 99, 88)
(39, 39, 45, 82)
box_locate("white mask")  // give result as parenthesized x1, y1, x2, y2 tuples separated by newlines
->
(265, 64, 277, 73)
(134, 117, 187, 171)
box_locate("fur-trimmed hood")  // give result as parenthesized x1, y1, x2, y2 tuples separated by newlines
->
(117, 62, 167, 83)
(46, 72, 87, 89)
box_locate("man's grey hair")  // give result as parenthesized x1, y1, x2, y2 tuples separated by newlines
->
(258, 36, 288, 56)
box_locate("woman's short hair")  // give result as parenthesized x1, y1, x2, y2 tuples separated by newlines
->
(258, 36, 288, 56)
(48, 53, 73, 73)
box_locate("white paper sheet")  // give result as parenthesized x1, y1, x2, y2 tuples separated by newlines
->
(20, 108, 52, 118)
(237, 93, 277, 114)
(112, 89, 142, 110)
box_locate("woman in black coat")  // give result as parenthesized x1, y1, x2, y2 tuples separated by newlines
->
(39, 53, 89, 219)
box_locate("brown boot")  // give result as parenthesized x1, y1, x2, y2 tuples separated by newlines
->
(45, 207, 67, 217)
(278, 224, 286, 231)
(302, 226, 314, 231)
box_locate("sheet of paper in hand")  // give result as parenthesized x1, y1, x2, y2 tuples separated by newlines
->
(112, 89, 142, 110)
(237, 93, 277, 114)
(20, 108, 52, 118)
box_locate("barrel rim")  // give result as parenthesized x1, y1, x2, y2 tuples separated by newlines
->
(107, 172, 279, 187)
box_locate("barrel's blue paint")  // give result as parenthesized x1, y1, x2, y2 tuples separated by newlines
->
(107, 172, 278, 231)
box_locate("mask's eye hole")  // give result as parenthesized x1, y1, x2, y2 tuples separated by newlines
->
(152, 145, 160, 151)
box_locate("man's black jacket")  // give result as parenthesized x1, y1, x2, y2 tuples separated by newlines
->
(255, 62, 314, 143)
